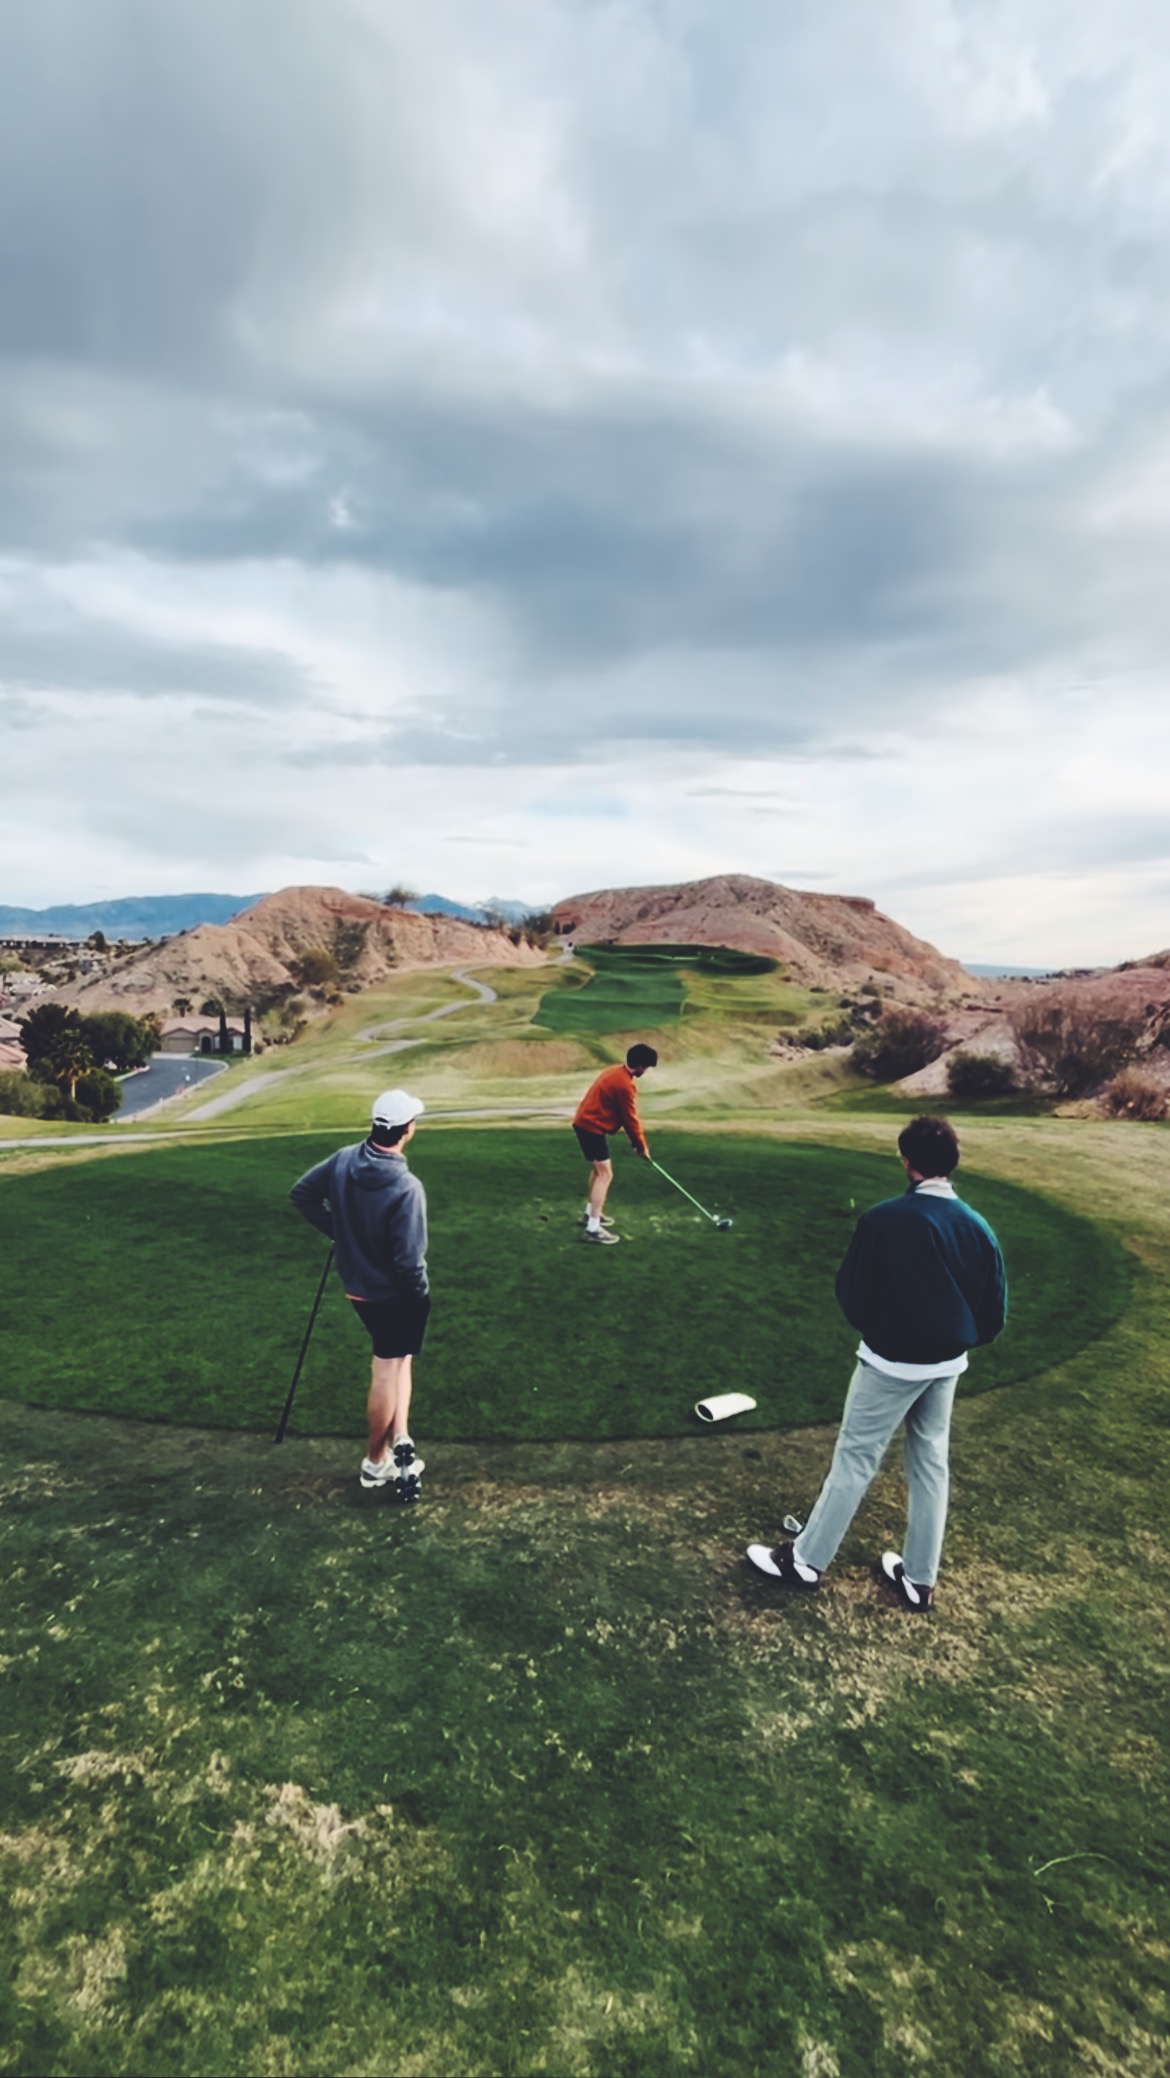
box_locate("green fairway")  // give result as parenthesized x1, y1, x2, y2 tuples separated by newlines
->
(534, 942, 779, 1038)
(0, 1131, 1130, 1443)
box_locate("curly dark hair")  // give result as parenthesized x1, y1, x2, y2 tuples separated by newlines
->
(897, 1114, 960, 1178)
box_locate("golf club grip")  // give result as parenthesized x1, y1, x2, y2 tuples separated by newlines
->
(274, 1245, 334, 1444)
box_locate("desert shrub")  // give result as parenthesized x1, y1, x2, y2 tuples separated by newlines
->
(851, 1007, 947, 1082)
(1010, 993, 1145, 1097)
(946, 1051, 1017, 1098)
(293, 946, 338, 989)
(790, 1012, 858, 1051)
(522, 911, 557, 949)
(333, 921, 368, 970)
(1101, 1068, 1170, 1121)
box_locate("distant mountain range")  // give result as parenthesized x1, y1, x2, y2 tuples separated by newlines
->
(0, 894, 263, 939)
(2, 889, 1056, 974)
(402, 894, 532, 926)
(963, 962, 1055, 979)
(57, 887, 544, 1016)
(0, 890, 534, 940)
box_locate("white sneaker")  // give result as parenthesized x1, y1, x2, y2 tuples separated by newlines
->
(359, 1456, 397, 1490)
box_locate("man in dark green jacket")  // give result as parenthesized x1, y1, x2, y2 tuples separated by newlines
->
(747, 1115, 1006, 1612)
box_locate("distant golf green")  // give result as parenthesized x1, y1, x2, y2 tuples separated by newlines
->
(0, 1132, 1130, 1442)
(535, 942, 778, 1036)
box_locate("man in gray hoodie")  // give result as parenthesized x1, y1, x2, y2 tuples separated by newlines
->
(290, 1088, 430, 1495)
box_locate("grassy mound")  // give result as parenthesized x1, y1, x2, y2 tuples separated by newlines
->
(0, 1131, 1130, 1442)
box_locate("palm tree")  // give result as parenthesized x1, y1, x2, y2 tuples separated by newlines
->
(50, 1033, 94, 1103)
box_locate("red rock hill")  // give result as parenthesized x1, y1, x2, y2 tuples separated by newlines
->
(551, 874, 970, 999)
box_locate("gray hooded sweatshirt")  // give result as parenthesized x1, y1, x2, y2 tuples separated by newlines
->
(289, 1140, 428, 1302)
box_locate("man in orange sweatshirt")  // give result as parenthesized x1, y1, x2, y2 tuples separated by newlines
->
(572, 1043, 658, 1243)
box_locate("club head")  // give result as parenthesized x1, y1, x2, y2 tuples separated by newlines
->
(715, 1217, 734, 1230)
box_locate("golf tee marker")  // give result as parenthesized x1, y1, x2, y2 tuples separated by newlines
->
(695, 1392, 758, 1423)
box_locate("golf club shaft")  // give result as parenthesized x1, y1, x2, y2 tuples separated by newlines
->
(649, 1158, 719, 1224)
(274, 1245, 334, 1444)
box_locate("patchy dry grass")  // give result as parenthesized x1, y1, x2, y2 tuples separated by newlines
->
(1, 1107, 1169, 2074)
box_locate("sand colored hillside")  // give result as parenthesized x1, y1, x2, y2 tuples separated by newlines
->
(897, 960, 1170, 1094)
(551, 873, 970, 999)
(61, 886, 544, 1016)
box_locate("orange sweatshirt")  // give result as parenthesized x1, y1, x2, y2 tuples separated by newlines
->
(573, 1064, 649, 1155)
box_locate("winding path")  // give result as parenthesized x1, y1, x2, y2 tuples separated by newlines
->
(180, 967, 501, 1124)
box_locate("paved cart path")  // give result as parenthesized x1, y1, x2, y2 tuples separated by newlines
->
(116, 1056, 227, 1119)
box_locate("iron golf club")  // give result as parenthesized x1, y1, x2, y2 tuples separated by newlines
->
(274, 1244, 334, 1444)
(649, 1158, 733, 1228)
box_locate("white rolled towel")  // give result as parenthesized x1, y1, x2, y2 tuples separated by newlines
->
(694, 1392, 758, 1423)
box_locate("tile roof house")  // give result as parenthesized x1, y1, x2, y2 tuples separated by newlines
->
(160, 1016, 248, 1056)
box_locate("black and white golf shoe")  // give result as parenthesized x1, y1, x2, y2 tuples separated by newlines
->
(877, 1550, 934, 1612)
(745, 1541, 820, 1591)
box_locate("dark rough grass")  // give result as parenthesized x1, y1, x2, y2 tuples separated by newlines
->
(818, 1084, 1054, 1119)
(0, 1369, 1167, 2078)
(0, 1133, 1131, 1443)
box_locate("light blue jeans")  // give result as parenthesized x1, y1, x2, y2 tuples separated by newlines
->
(793, 1359, 959, 1587)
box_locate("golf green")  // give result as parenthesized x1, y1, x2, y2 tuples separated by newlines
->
(0, 1130, 1131, 1442)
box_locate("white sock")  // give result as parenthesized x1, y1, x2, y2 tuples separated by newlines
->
(586, 1216, 601, 1233)
(791, 1545, 820, 1582)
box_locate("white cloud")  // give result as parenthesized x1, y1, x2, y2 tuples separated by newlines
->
(1, 0, 1170, 958)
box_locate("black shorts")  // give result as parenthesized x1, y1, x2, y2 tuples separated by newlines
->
(349, 1293, 431, 1359)
(573, 1123, 610, 1162)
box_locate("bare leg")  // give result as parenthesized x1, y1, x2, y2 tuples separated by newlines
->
(587, 1159, 613, 1222)
(367, 1354, 414, 1463)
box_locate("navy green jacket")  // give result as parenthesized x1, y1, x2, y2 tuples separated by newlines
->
(290, 1140, 428, 1303)
(835, 1186, 1006, 1367)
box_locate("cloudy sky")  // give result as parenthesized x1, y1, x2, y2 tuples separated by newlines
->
(3, 0, 1170, 962)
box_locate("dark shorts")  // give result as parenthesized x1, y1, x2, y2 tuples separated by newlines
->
(349, 1293, 431, 1359)
(573, 1123, 610, 1162)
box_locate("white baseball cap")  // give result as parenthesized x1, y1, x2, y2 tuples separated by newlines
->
(371, 1088, 425, 1128)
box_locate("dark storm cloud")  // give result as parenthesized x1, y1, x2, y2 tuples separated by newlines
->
(0, 622, 310, 707)
(0, 0, 374, 372)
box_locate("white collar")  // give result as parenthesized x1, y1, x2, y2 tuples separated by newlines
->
(913, 1177, 956, 1198)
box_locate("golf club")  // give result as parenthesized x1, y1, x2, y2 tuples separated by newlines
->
(274, 1244, 334, 1444)
(649, 1158, 733, 1229)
